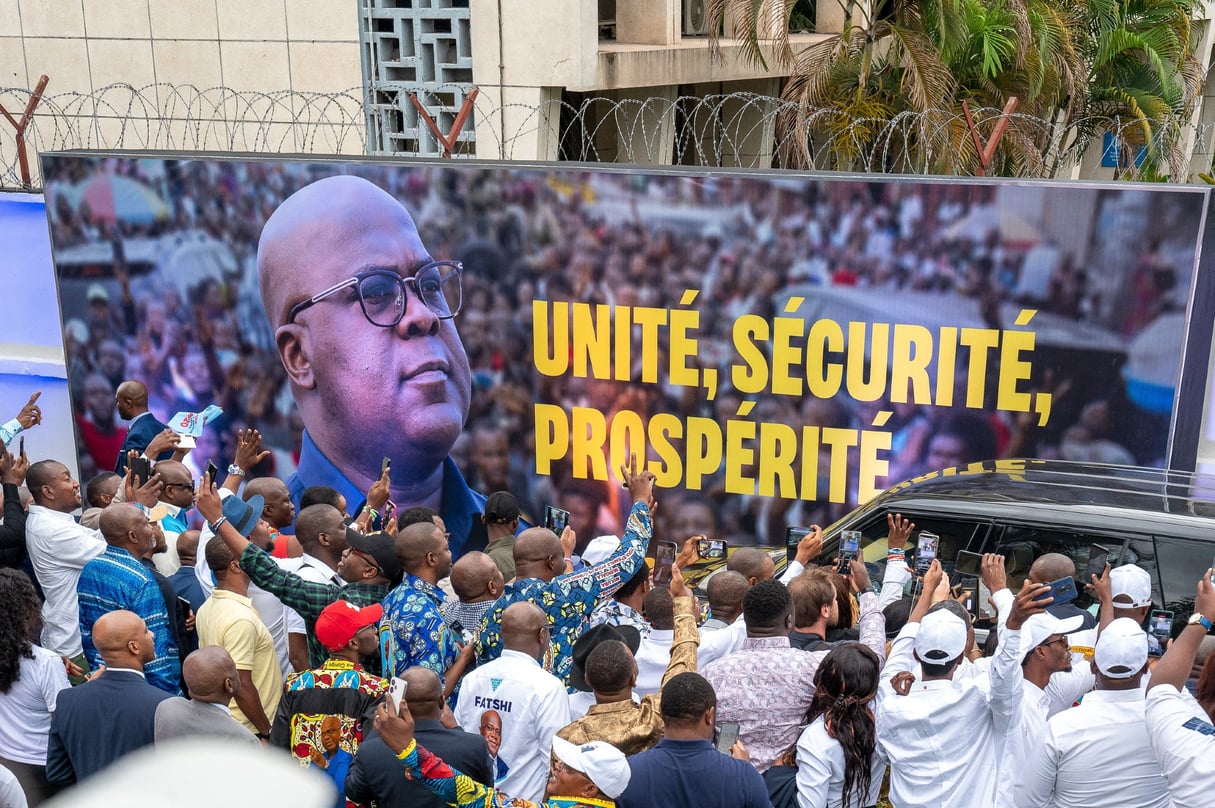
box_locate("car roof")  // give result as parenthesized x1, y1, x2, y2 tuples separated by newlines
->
(838, 459, 1215, 538)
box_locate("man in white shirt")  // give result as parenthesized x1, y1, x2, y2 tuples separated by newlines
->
(453, 601, 570, 803)
(996, 607, 1086, 807)
(24, 460, 160, 675)
(1022, 617, 1169, 807)
(1144, 569, 1215, 808)
(634, 587, 744, 695)
(875, 561, 1026, 808)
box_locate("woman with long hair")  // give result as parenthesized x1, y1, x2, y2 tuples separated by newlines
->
(0, 569, 70, 806)
(794, 644, 885, 808)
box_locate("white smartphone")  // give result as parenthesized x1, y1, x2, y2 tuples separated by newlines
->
(388, 676, 408, 714)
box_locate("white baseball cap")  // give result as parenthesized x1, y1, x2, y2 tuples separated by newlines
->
(915, 609, 968, 663)
(1094, 617, 1149, 678)
(551, 736, 631, 798)
(580, 535, 620, 567)
(1020, 612, 1085, 655)
(1110, 565, 1153, 609)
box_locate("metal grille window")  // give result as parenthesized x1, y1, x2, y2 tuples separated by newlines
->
(359, 0, 476, 156)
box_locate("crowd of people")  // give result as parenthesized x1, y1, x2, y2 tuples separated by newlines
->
(1, 389, 1215, 808)
(41, 157, 1182, 552)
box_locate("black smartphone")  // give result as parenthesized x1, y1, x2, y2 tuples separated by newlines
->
(17, 436, 23, 456)
(786, 526, 810, 565)
(1034, 576, 1078, 606)
(205, 459, 218, 484)
(1084, 544, 1111, 585)
(381, 456, 391, 475)
(697, 538, 727, 560)
(836, 531, 860, 574)
(130, 456, 152, 486)
(955, 550, 983, 577)
(715, 721, 741, 753)
(653, 541, 677, 587)
(955, 577, 980, 620)
(915, 531, 939, 574)
(176, 596, 193, 623)
(544, 505, 571, 534)
(1150, 610, 1174, 641)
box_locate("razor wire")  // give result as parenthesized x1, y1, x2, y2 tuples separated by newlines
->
(3, 82, 1214, 192)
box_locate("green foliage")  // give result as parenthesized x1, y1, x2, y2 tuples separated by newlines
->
(708, 0, 1203, 178)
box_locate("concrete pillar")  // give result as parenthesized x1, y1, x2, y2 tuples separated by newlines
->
(617, 0, 679, 45)
(719, 77, 781, 167)
(816, 0, 870, 33)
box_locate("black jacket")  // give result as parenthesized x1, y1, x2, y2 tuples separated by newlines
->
(0, 482, 27, 568)
(345, 720, 494, 808)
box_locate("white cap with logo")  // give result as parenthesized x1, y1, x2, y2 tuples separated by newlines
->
(1020, 612, 1085, 654)
(551, 736, 632, 799)
(1094, 617, 1149, 678)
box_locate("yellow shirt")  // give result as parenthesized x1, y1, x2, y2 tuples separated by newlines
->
(196, 588, 282, 733)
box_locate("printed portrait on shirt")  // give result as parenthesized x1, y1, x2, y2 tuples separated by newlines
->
(291, 712, 358, 766)
(480, 709, 510, 782)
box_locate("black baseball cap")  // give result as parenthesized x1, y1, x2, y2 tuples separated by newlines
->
(346, 529, 401, 584)
(570, 624, 641, 692)
(484, 491, 520, 524)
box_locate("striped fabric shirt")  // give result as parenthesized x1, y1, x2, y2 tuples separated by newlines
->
(77, 545, 180, 693)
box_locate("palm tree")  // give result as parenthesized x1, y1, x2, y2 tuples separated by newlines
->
(708, 0, 1201, 178)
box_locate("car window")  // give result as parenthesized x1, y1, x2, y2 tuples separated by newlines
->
(1152, 535, 1210, 613)
(993, 525, 1131, 608)
(843, 512, 991, 581)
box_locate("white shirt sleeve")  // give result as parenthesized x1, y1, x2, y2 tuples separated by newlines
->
(1020, 721, 1060, 808)
(283, 606, 306, 635)
(992, 588, 1015, 626)
(780, 560, 805, 585)
(879, 558, 913, 609)
(988, 625, 1025, 722)
(794, 723, 836, 808)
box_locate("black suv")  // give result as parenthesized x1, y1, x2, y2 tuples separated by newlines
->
(813, 459, 1215, 622)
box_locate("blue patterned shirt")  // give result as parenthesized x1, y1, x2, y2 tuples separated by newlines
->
(77, 544, 180, 693)
(476, 500, 651, 687)
(379, 574, 459, 681)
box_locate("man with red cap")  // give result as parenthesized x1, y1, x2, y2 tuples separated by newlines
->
(269, 598, 389, 791)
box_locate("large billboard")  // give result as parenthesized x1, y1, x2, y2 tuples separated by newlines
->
(38, 154, 1215, 554)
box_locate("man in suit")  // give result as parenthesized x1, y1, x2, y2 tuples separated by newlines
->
(345, 667, 493, 808)
(155, 646, 260, 747)
(46, 610, 174, 784)
(114, 380, 177, 475)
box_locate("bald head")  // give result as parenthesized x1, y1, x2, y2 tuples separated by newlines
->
(1030, 553, 1075, 584)
(726, 548, 775, 585)
(450, 551, 502, 603)
(501, 601, 547, 656)
(295, 504, 344, 552)
(182, 646, 239, 704)
(706, 570, 748, 624)
(244, 477, 295, 529)
(401, 667, 444, 718)
(513, 527, 563, 581)
(92, 610, 153, 668)
(396, 521, 444, 571)
(116, 380, 148, 407)
(98, 502, 146, 546)
(258, 176, 419, 329)
(177, 530, 201, 567)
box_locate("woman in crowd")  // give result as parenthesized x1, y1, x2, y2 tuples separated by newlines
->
(0, 569, 71, 806)
(794, 644, 885, 808)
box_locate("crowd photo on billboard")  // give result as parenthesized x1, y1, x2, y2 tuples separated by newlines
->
(40, 155, 1208, 553)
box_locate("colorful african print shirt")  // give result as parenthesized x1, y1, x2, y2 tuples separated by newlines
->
(397, 739, 616, 808)
(269, 658, 388, 762)
(379, 574, 460, 681)
(586, 600, 651, 639)
(77, 544, 180, 693)
(476, 501, 651, 687)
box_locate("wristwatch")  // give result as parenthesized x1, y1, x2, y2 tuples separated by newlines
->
(1187, 613, 1213, 631)
(227, 464, 247, 477)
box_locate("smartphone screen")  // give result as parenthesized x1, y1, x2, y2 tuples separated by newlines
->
(715, 721, 740, 753)
(915, 532, 939, 573)
(697, 539, 727, 560)
(1084, 544, 1111, 585)
(785, 526, 810, 565)
(544, 505, 571, 534)
(836, 531, 860, 574)
(959, 585, 978, 620)
(955, 550, 983, 577)
(653, 541, 677, 586)
(204, 459, 218, 484)
(1150, 610, 1173, 640)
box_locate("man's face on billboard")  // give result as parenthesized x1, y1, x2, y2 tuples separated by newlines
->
(259, 176, 471, 483)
